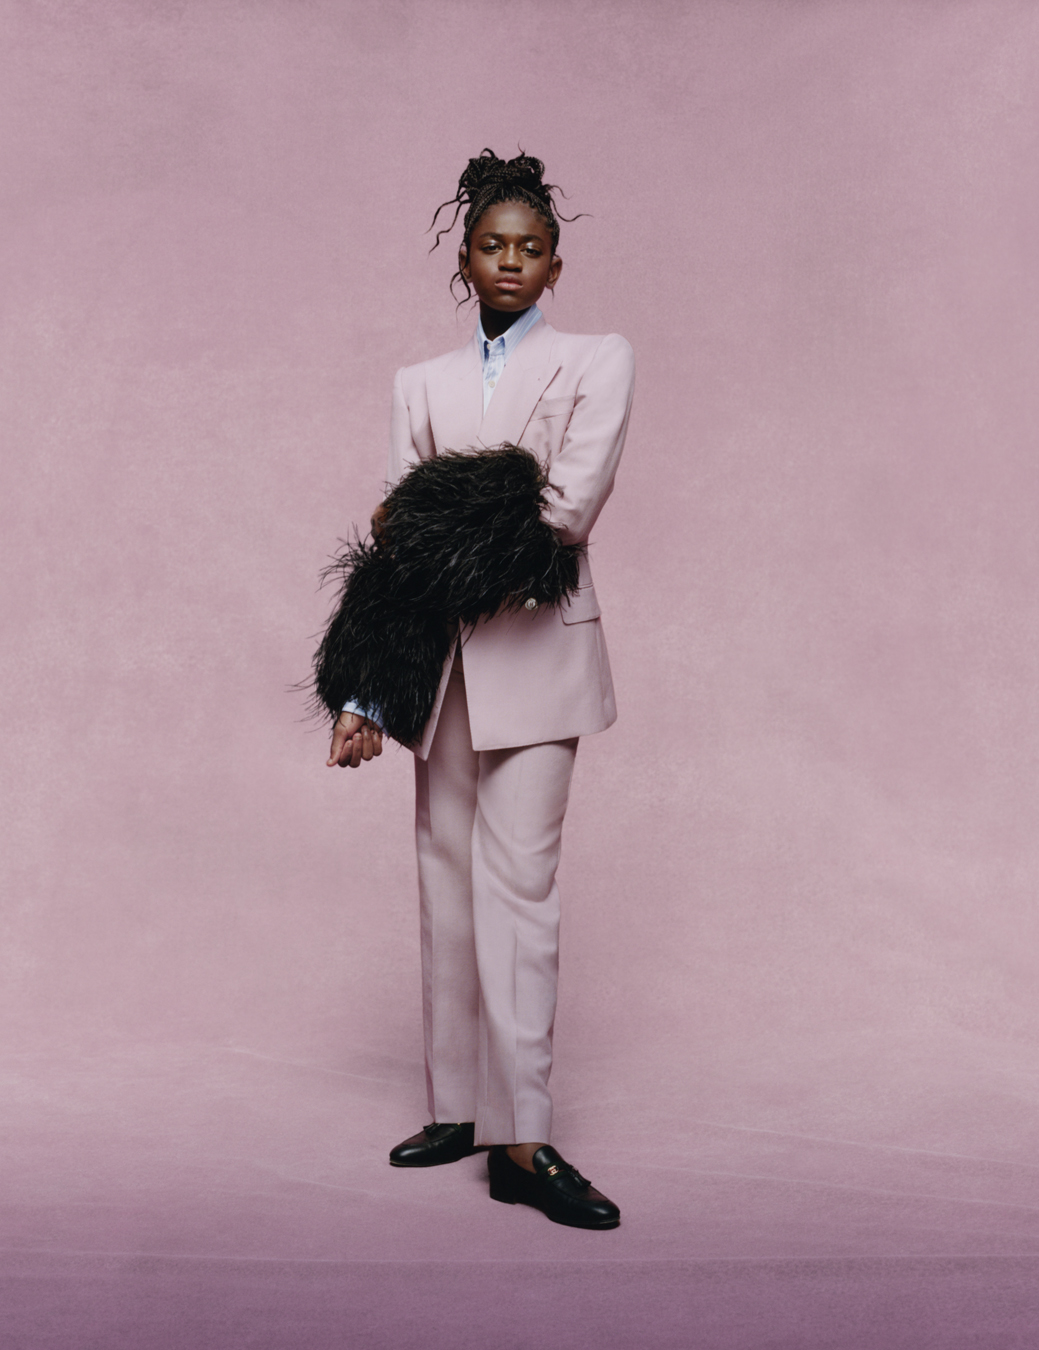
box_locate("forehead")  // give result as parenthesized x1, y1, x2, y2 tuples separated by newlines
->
(470, 199, 551, 241)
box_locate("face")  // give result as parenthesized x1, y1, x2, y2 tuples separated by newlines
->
(459, 200, 563, 313)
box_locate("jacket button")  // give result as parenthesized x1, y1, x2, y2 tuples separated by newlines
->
(524, 597, 538, 611)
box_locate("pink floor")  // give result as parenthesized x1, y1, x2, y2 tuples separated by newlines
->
(5, 1035, 1039, 1347)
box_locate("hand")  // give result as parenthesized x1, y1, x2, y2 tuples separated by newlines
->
(327, 712, 384, 769)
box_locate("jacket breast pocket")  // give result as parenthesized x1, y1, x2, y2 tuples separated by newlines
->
(531, 395, 576, 421)
(559, 584, 601, 625)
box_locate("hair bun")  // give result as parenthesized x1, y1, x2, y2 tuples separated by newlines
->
(459, 149, 548, 202)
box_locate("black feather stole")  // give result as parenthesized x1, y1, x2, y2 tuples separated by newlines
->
(312, 444, 584, 745)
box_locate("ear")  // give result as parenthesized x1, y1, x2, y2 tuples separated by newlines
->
(458, 243, 470, 280)
(547, 253, 563, 291)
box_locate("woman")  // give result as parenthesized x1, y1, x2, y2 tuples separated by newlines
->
(326, 150, 634, 1229)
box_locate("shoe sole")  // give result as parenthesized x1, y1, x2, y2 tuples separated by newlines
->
(489, 1182, 620, 1229)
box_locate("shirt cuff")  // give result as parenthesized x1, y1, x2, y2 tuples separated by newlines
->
(341, 699, 383, 730)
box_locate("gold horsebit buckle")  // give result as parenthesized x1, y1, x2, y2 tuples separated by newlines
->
(544, 1162, 590, 1188)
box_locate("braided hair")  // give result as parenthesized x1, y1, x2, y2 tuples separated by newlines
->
(429, 148, 576, 301)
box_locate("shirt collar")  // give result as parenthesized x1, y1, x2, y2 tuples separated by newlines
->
(476, 304, 543, 364)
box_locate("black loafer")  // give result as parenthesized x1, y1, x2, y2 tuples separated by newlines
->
(389, 1121, 481, 1167)
(487, 1145, 620, 1229)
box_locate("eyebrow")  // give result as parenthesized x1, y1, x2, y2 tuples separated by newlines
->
(475, 231, 546, 242)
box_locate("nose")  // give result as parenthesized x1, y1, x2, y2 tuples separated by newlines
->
(499, 245, 523, 270)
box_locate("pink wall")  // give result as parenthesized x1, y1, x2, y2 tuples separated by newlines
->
(3, 5, 1039, 1340)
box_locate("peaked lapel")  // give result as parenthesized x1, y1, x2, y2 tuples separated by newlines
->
(426, 334, 483, 453)
(479, 320, 561, 449)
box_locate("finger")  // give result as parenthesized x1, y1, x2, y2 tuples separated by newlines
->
(338, 729, 359, 768)
(349, 732, 364, 769)
(361, 726, 375, 762)
(327, 725, 348, 766)
(372, 729, 383, 757)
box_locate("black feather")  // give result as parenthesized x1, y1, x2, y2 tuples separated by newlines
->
(311, 444, 584, 745)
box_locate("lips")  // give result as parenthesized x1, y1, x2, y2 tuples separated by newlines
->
(495, 278, 524, 290)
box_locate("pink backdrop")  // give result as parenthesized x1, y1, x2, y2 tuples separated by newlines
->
(3, 2, 1039, 1346)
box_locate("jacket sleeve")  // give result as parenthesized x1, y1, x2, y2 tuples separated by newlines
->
(539, 333, 635, 545)
(337, 363, 425, 727)
(387, 365, 436, 487)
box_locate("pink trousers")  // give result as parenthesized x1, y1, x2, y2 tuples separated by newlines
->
(413, 654, 578, 1146)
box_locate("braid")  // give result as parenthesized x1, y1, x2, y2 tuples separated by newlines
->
(429, 148, 577, 301)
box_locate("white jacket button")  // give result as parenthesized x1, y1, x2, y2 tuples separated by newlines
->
(524, 597, 538, 611)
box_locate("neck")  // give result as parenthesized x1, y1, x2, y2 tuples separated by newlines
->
(479, 303, 531, 342)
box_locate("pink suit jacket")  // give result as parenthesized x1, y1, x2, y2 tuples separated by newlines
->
(388, 318, 635, 758)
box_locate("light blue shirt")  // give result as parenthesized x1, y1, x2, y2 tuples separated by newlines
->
(341, 307, 544, 727)
(476, 304, 543, 413)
